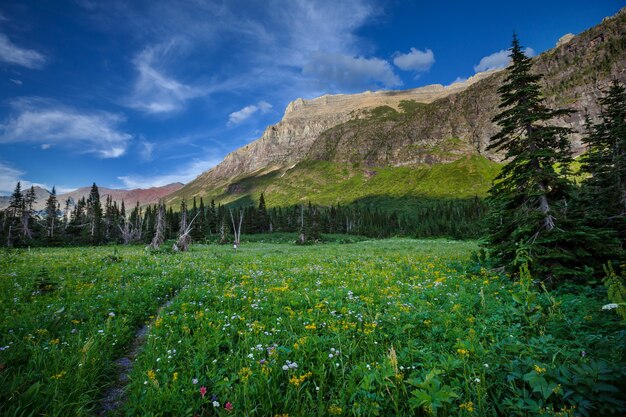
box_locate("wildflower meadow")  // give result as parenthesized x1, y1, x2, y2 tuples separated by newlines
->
(1, 239, 624, 416)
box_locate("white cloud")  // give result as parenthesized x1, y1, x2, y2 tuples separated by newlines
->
(473, 47, 536, 73)
(139, 140, 154, 161)
(303, 52, 401, 91)
(41, 143, 51, 150)
(118, 157, 221, 189)
(10, 78, 23, 85)
(257, 100, 273, 113)
(393, 48, 435, 73)
(0, 161, 52, 195)
(450, 76, 468, 85)
(228, 100, 273, 126)
(84, 0, 382, 98)
(127, 42, 206, 114)
(0, 162, 25, 194)
(0, 33, 46, 69)
(0, 98, 132, 158)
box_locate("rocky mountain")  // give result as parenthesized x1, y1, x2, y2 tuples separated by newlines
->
(0, 186, 51, 211)
(168, 8, 626, 207)
(58, 183, 184, 209)
(0, 183, 184, 211)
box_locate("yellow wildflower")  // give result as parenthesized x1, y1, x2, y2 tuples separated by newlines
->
(460, 401, 474, 412)
(304, 323, 317, 330)
(363, 322, 377, 334)
(173, 372, 178, 382)
(238, 367, 253, 382)
(457, 348, 469, 357)
(147, 369, 156, 380)
(289, 371, 312, 387)
(51, 371, 66, 380)
(328, 404, 342, 415)
(534, 364, 546, 374)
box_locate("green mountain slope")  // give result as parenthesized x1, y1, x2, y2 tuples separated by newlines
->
(169, 155, 501, 208)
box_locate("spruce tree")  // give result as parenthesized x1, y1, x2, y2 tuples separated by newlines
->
(5, 182, 23, 246)
(484, 34, 580, 283)
(258, 193, 269, 233)
(86, 183, 103, 244)
(579, 80, 626, 250)
(45, 186, 59, 239)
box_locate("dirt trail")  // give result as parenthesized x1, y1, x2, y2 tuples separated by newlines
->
(98, 296, 177, 416)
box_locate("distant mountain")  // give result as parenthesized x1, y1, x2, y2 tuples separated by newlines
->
(0, 183, 184, 211)
(0, 186, 51, 211)
(167, 7, 626, 208)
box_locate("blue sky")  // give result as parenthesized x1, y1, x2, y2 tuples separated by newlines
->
(0, 0, 623, 194)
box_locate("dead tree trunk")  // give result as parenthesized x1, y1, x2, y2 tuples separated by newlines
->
(229, 208, 243, 250)
(149, 202, 166, 249)
(297, 205, 306, 244)
(173, 212, 199, 252)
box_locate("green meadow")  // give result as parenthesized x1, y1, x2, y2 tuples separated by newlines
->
(1, 240, 624, 416)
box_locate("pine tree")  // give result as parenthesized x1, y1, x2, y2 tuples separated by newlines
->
(579, 80, 626, 250)
(257, 193, 269, 233)
(484, 34, 581, 283)
(45, 186, 59, 239)
(86, 183, 103, 244)
(5, 182, 23, 246)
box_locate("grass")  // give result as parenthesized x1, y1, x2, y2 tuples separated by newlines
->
(1, 240, 624, 416)
(175, 155, 502, 209)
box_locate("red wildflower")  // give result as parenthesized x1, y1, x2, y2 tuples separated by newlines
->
(200, 386, 207, 398)
(224, 402, 233, 411)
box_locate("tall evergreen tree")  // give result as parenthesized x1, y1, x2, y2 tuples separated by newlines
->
(86, 183, 103, 244)
(579, 80, 626, 250)
(4, 182, 24, 246)
(257, 193, 269, 233)
(45, 186, 59, 239)
(484, 34, 580, 283)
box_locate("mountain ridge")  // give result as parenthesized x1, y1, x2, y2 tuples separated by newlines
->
(0, 183, 184, 211)
(168, 8, 625, 207)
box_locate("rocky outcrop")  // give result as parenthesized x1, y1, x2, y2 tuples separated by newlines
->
(193, 71, 498, 187)
(306, 8, 626, 167)
(171, 7, 626, 203)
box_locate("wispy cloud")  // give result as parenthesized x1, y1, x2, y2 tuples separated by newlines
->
(127, 41, 207, 114)
(228, 101, 272, 126)
(0, 98, 132, 158)
(0, 161, 51, 195)
(84, 0, 388, 99)
(138, 139, 154, 161)
(473, 47, 536, 72)
(0, 33, 46, 69)
(303, 52, 401, 91)
(393, 48, 435, 75)
(118, 156, 221, 189)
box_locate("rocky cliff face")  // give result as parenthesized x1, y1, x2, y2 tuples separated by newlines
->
(171, 7, 626, 204)
(193, 71, 497, 187)
(307, 8, 626, 167)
